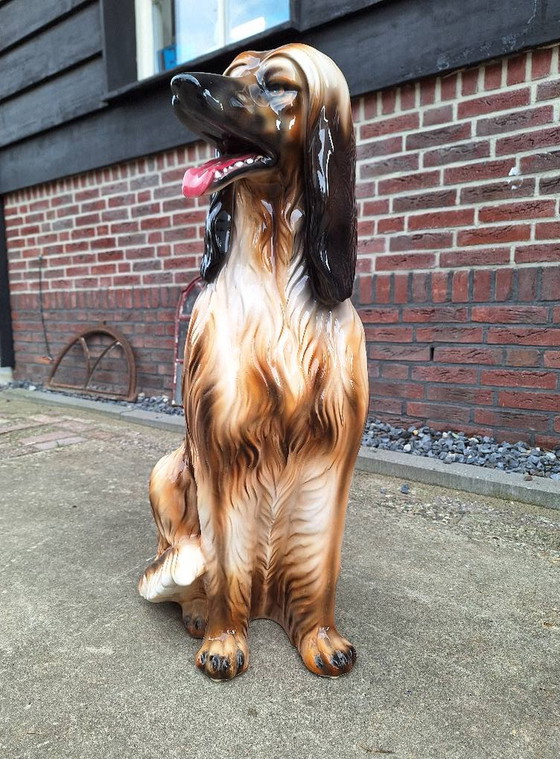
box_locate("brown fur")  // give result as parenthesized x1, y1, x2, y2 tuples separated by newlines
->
(138, 44, 369, 680)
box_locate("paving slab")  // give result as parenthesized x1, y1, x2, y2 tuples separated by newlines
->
(0, 392, 559, 759)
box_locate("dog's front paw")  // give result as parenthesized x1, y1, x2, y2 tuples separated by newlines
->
(195, 631, 249, 681)
(298, 626, 357, 678)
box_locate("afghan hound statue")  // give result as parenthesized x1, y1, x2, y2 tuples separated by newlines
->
(138, 43, 369, 681)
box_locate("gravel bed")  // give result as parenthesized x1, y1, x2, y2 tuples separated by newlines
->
(3, 380, 560, 480)
(362, 419, 560, 480)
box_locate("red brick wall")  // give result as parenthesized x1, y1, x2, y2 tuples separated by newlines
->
(5, 44, 560, 444)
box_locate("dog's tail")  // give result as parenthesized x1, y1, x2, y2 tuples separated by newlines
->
(138, 537, 206, 602)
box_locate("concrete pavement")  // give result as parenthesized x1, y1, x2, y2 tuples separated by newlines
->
(0, 392, 559, 759)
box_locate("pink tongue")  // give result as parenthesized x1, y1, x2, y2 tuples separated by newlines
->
(182, 154, 259, 198)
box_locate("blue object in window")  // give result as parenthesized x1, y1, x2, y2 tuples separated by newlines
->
(159, 44, 177, 71)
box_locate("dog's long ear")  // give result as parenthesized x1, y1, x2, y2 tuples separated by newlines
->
(304, 104, 357, 307)
(200, 185, 235, 282)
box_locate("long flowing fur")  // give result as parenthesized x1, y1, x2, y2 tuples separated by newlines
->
(139, 44, 369, 680)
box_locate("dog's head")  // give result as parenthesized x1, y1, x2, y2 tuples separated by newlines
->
(171, 43, 356, 306)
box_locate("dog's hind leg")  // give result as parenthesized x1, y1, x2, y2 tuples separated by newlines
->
(138, 444, 207, 634)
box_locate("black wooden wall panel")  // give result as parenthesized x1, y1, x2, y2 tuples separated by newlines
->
(299, 0, 387, 30)
(306, 0, 560, 97)
(0, 0, 94, 53)
(1, 0, 560, 193)
(0, 4, 102, 102)
(0, 58, 105, 147)
(100, 0, 137, 92)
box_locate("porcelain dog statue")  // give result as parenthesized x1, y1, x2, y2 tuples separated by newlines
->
(138, 43, 368, 680)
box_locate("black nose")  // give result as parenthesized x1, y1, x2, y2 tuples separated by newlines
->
(171, 73, 203, 99)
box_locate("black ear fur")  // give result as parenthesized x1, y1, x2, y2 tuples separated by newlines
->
(304, 105, 357, 306)
(201, 185, 235, 282)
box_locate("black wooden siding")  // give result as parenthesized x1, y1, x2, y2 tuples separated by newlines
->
(1, 0, 559, 194)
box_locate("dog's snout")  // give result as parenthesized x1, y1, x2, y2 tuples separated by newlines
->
(170, 73, 203, 97)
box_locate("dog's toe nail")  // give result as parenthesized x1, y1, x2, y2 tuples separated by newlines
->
(236, 650, 245, 671)
(331, 650, 348, 668)
(314, 654, 325, 670)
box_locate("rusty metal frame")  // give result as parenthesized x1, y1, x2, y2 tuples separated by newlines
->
(47, 324, 137, 401)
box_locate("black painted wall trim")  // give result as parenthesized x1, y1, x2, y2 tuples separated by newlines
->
(1, 0, 559, 193)
(0, 199, 15, 369)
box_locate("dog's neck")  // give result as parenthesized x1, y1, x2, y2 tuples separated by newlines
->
(229, 176, 306, 293)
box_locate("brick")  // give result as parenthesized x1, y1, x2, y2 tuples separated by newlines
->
(507, 53, 528, 85)
(479, 199, 555, 223)
(536, 79, 560, 101)
(471, 306, 548, 323)
(381, 89, 396, 114)
(422, 105, 453, 127)
(373, 274, 391, 303)
(476, 106, 553, 137)
(416, 326, 483, 343)
(441, 72, 458, 100)
(484, 61, 503, 90)
(411, 272, 429, 302)
(474, 408, 550, 432)
(544, 351, 560, 368)
(420, 78, 437, 105)
(370, 380, 424, 399)
(517, 268, 539, 301)
(473, 269, 492, 302)
(364, 326, 413, 342)
(380, 364, 409, 380)
(457, 225, 530, 246)
(481, 369, 556, 389)
(441, 248, 510, 268)
(360, 308, 399, 324)
(423, 140, 490, 167)
(488, 327, 560, 346)
(394, 274, 409, 303)
(498, 390, 560, 411)
(460, 178, 536, 204)
(496, 127, 560, 156)
(535, 222, 560, 239)
(393, 190, 457, 212)
(406, 123, 471, 150)
(360, 153, 419, 179)
(377, 216, 405, 234)
(427, 386, 493, 405)
(515, 244, 560, 264)
(539, 175, 560, 195)
(360, 113, 419, 140)
(356, 136, 403, 160)
(408, 209, 474, 231)
(531, 48, 553, 79)
(505, 348, 542, 367)
(520, 151, 560, 173)
(406, 402, 470, 424)
(402, 306, 468, 323)
(372, 253, 415, 276)
(434, 347, 502, 365)
(457, 88, 530, 118)
(389, 233, 452, 252)
(412, 365, 477, 384)
(431, 271, 449, 303)
(375, 253, 436, 271)
(368, 345, 431, 362)
(451, 270, 469, 302)
(362, 199, 390, 217)
(399, 83, 417, 110)
(377, 171, 441, 195)
(461, 68, 479, 96)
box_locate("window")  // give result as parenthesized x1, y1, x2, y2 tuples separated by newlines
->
(135, 0, 292, 80)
